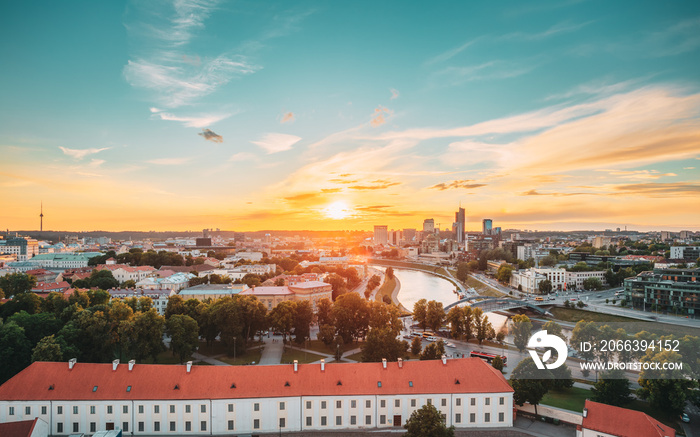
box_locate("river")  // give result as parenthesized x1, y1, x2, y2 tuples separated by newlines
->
(373, 266, 509, 332)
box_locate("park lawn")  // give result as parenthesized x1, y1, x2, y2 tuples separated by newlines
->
(464, 276, 508, 298)
(550, 307, 636, 324)
(345, 351, 363, 361)
(280, 348, 327, 364)
(217, 347, 263, 366)
(375, 277, 397, 302)
(540, 386, 591, 412)
(196, 340, 228, 356)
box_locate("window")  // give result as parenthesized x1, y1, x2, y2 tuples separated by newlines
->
(123, 405, 129, 414)
(172, 421, 178, 432)
(336, 416, 342, 426)
(336, 400, 342, 408)
(228, 420, 234, 430)
(380, 415, 386, 425)
(184, 421, 190, 431)
(366, 400, 371, 408)
(456, 398, 461, 406)
(185, 405, 191, 413)
(154, 422, 160, 432)
(57, 423, 63, 433)
(280, 401, 285, 410)
(321, 401, 326, 409)
(321, 416, 327, 426)
(254, 419, 260, 429)
(138, 405, 143, 414)
(57, 406, 63, 414)
(90, 406, 95, 415)
(306, 401, 312, 409)
(91, 422, 97, 433)
(470, 413, 476, 423)
(138, 422, 144, 432)
(470, 398, 476, 406)
(154, 405, 160, 414)
(441, 414, 446, 424)
(228, 403, 234, 412)
(427, 399, 432, 405)
(25, 406, 31, 415)
(499, 412, 505, 422)
(380, 400, 386, 408)
(74, 406, 79, 414)
(499, 397, 505, 405)
(351, 415, 356, 425)
(441, 398, 447, 407)
(201, 404, 206, 413)
(485, 398, 490, 406)
(8, 407, 14, 416)
(411, 399, 416, 407)
(41, 406, 47, 415)
(306, 417, 312, 426)
(279, 418, 285, 428)
(351, 400, 356, 408)
(455, 413, 461, 423)
(73, 423, 79, 433)
(366, 415, 371, 425)
(123, 422, 129, 432)
(395, 399, 400, 407)
(254, 403, 260, 412)
(200, 421, 207, 431)
(169, 405, 175, 414)
(93, 385, 98, 392)
(485, 412, 491, 423)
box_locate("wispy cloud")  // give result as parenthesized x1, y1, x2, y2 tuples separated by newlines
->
(596, 169, 677, 180)
(612, 182, 700, 197)
(390, 88, 400, 100)
(228, 152, 256, 162)
(347, 181, 400, 190)
(198, 128, 223, 143)
(430, 180, 487, 190)
(371, 106, 393, 127)
(147, 157, 192, 165)
(151, 108, 232, 127)
(280, 112, 295, 123)
(59, 146, 110, 160)
(425, 38, 480, 65)
(251, 133, 301, 154)
(500, 20, 594, 41)
(430, 60, 536, 87)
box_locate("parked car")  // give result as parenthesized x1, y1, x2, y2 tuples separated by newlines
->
(445, 342, 456, 348)
(426, 336, 438, 342)
(680, 413, 690, 423)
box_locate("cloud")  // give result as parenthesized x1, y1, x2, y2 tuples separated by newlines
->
(520, 189, 592, 196)
(684, 167, 696, 170)
(390, 89, 400, 100)
(59, 146, 110, 160)
(284, 192, 321, 202)
(500, 20, 594, 41)
(425, 38, 480, 65)
(198, 128, 223, 143)
(347, 182, 400, 190)
(147, 157, 191, 165)
(430, 60, 536, 87)
(596, 169, 677, 180)
(430, 180, 488, 190)
(228, 152, 256, 162)
(153, 110, 232, 127)
(251, 133, 301, 154)
(371, 106, 393, 127)
(280, 112, 295, 123)
(612, 182, 700, 197)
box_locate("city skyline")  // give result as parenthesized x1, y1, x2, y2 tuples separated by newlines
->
(2, 1, 700, 232)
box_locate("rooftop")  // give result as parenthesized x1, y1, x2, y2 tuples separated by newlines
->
(582, 400, 675, 437)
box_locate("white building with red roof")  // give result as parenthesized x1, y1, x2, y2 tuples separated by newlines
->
(240, 281, 332, 311)
(578, 400, 675, 437)
(0, 357, 514, 435)
(95, 264, 156, 283)
(30, 281, 71, 298)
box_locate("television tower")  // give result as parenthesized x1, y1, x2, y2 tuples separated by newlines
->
(40, 202, 44, 232)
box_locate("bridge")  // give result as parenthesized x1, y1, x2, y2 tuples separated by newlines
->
(444, 295, 552, 316)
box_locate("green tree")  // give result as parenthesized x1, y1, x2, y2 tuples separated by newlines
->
(332, 292, 369, 344)
(41, 292, 69, 316)
(637, 349, 693, 416)
(0, 321, 33, 383)
(361, 327, 408, 362)
(496, 264, 513, 284)
(538, 279, 553, 294)
(542, 321, 565, 342)
(368, 301, 402, 336)
(269, 301, 296, 342)
(31, 334, 64, 362)
(582, 277, 603, 290)
(550, 363, 574, 389)
(446, 307, 465, 339)
(425, 300, 445, 332)
(473, 308, 493, 344)
(385, 267, 394, 280)
(404, 403, 455, 437)
(318, 324, 336, 348)
(293, 300, 314, 344)
(131, 309, 165, 362)
(455, 262, 470, 282)
(413, 299, 428, 331)
(213, 297, 244, 356)
(419, 340, 446, 360)
(316, 298, 334, 327)
(0, 273, 36, 297)
(511, 315, 532, 353)
(410, 336, 422, 355)
(165, 295, 186, 319)
(591, 369, 631, 407)
(492, 355, 504, 373)
(325, 273, 348, 300)
(510, 357, 553, 417)
(166, 314, 199, 363)
(570, 321, 599, 375)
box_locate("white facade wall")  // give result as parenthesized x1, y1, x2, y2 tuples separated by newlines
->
(534, 268, 567, 291)
(0, 392, 513, 435)
(579, 428, 617, 437)
(565, 271, 607, 291)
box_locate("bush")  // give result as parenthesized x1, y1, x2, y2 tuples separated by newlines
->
(577, 300, 585, 308)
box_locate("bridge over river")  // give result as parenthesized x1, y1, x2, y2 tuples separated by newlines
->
(444, 295, 552, 316)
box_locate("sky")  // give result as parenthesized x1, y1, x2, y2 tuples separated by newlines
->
(1, 0, 699, 232)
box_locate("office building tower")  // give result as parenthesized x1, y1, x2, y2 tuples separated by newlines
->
(423, 219, 435, 234)
(373, 225, 388, 245)
(455, 207, 465, 243)
(482, 219, 493, 235)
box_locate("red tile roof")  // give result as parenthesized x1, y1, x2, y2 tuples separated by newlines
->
(31, 281, 70, 293)
(0, 358, 512, 401)
(0, 419, 38, 437)
(582, 400, 675, 437)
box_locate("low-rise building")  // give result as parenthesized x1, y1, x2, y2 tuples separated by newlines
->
(178, 284, 249, 302)
(31, 281, 71, 298)
(578, 399, 675, 437)
(108, 288, 175, 315)
(95, 264, 156, 283)
(136, 273, 193, 291)
(624, 267, 699, 316)
(240, 281, 332, 311)
(10, 253, 102, 271)
(0, 357, 514, 435)
(565, 270, 607, 291)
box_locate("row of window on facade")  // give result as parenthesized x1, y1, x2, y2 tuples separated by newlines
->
(7, 396, 506, 418)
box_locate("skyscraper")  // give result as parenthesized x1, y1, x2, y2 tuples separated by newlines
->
(482, 219, 492, 235)
(423, 219, 435, 234)
(455, 206, 465, 243)
(373, 225, 388, 245)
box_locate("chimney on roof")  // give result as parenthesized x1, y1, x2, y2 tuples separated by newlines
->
(582, 408, 588, 418)
(320, 359, 325, 372)
(112, 359, 119, 371)
(441, 355, 447, 365)
(186, 361, 192, 373)
(397, 358, 403, 368)
(293, 360, 298, 372)
(128, 359, 135, 371)
(382, 358, 387, 369)
(68, 358, 77, 370)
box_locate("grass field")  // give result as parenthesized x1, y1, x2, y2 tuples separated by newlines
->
(550, 307, 636, 324)
(540, 386, 591, 412)
(280, 348, 327, 364)
(375, 277, 397, 302)
(216, 347, 262, 365)
(464, 276, 509, 298)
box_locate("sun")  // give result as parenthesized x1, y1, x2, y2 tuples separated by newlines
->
(324, 201, 352, 220)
